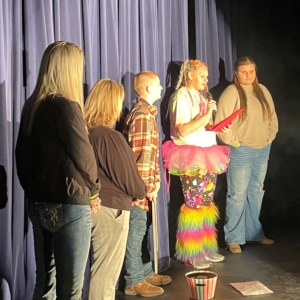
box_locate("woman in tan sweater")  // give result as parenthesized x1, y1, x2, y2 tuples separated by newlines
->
(215, 56, 278, 254)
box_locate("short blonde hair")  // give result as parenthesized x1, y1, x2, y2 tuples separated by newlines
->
(84, 79, 125, 128)
(23, 41, 84, 134)
(134, 71, 159, 96)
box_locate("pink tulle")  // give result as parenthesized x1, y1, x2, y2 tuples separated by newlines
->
(162, 140, 230, 176)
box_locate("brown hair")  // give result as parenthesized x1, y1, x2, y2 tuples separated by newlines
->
(234, 56, 272, 122)
(84, 79, 124, 128)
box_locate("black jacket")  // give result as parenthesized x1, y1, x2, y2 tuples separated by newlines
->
(15, 96, 100, 205)
(89, 125, 146, 211)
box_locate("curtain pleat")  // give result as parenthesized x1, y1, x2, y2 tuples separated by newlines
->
(195, 0, 236, 88)
(1, 1, 35, 299)
(171, 0, 189, 60)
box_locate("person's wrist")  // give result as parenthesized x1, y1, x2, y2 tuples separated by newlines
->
(90, 193, 98, 200)
(233, 142, 241, 148)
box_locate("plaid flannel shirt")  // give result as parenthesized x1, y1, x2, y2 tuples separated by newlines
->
(123, 98, 161, 211)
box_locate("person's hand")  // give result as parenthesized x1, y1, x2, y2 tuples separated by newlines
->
(206, 100, 217, 115)
(146, 191, 158, 203)
(221, 123, 232, 133)
(205, 124, 214, 130)
(132, 198, 143, 206)
(91, 197, 101, 213)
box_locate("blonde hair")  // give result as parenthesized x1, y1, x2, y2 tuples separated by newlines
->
(234, 56, 272, 122)
(134, 71, 159, 96)
(84, 79, 125, 128)
(22, 41, 84, 134)
(175, 59, 208, 91)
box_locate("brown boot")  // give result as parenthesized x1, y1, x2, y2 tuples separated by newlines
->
(257, 238, 275, 245)
(146, 273, 172, 286)
(228, 244, 242, 254)
(125, 281, 164, 297)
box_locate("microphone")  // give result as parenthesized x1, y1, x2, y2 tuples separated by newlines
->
(206, 91, 213, 101)
(206, 91, 217, 115)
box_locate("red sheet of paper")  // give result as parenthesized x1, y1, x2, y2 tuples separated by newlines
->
(210, 108, 244, 132)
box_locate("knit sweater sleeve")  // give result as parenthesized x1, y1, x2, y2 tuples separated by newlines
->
(260, 85, 278, 143)
(215, 85, 240, 146)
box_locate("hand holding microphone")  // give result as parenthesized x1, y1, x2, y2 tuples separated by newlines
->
(206, 92, 217, 115)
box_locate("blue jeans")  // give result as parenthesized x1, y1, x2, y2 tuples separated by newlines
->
(124, 205, 153, 287)
(27, 200, 92, 300)
(224, 144, 271, 245)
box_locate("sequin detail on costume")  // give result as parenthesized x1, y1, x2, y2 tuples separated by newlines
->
(180, 173, 217, 208)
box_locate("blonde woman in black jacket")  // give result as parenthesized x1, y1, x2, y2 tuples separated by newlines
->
(15, 41, 100, 300)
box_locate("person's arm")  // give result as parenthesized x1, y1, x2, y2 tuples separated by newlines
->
(147, 148, 161, 203)
(15, 114, 35, 197)
(171, 89, 216, 136)
(262, 86, 279, 143)
(127, 113, 156, 194)
(268, 109, 278, 143)
(58, 100, 100, 196)
(96, 131, 146, 200)
(176, 101, 216, 136)
(215, 87, 240, 147)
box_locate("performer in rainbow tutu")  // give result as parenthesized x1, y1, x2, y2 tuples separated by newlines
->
(162, 59, 230, 269)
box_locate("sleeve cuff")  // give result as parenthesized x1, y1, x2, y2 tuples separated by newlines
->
(89, 193, 99, 200)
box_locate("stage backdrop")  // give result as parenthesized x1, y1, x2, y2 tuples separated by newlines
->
(0, 0, 235, 299)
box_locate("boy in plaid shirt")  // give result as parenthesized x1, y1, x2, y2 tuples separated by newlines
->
(123, 71, 172, 297)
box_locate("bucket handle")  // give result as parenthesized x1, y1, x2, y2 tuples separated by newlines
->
(196, 284, 205, 287)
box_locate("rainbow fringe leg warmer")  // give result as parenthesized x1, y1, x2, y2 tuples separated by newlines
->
(175, 203, 219, 263)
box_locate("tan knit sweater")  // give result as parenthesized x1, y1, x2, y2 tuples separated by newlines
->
(215, 83, 278, 149)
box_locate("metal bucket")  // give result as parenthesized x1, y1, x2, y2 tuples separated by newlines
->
(185, 271, 218, 300)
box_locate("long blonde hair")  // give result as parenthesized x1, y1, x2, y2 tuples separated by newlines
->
(84, 79, 125, 128)
(234, 56, 272, 122)
(22, 41, 84, 134)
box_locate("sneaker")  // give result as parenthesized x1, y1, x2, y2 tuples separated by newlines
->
(257, 238, 274, 245)
(228, 244, 241, 254)
(204, 253, 225, 262)
(192, 258, 213, 269)
(125, 281, 164, 297)
(146, 273, 172, 286)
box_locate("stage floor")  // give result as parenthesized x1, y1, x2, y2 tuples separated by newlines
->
(115, 225, 300, 300)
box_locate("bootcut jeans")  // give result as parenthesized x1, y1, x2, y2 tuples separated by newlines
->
(27, 200, 92, 300)
(124, 205, 153, 287)
(224, 143, 271, 245)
